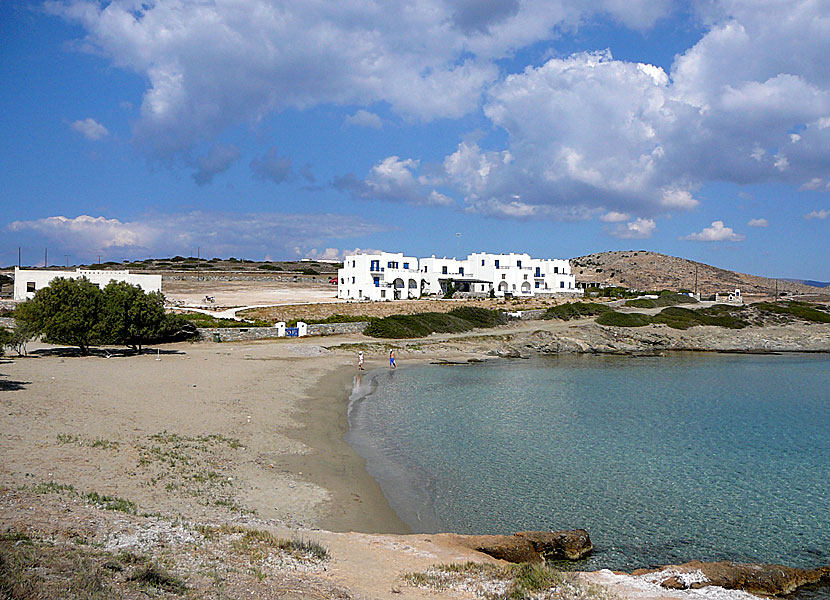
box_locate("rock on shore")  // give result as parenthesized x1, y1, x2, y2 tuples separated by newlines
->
(446, 529, 592, 563)
(632, 560, 830, 596)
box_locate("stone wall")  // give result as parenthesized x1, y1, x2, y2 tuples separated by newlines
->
(197, 321, 369, 342)
(0, 316, 15, 328)
(507, 309, 547, 320)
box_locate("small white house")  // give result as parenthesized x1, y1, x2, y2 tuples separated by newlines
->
(714, 288, 743, 304)
(13, 267, 162, 301)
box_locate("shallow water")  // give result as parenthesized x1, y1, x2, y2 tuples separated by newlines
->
(346, 353, 830, 577)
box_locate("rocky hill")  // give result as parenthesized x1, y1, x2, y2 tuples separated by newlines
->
(570, 251, 827, 298)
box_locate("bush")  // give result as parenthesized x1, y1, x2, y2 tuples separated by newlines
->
(257, 264, 282, 271)
(753, 301, 830, 323)
(364, 308, 507, 339)
(625, 293, 697, 309)
(651, 305, 748, 329)
(596, 311, 652, 327)
(179, 313, 272, 328)
(541, 302, 611, 321)
(301, 268, 318, 275)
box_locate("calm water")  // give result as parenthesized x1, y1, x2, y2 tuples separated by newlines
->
(346, 353, 830, 574)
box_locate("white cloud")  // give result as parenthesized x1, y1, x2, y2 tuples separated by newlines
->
(610, 217, 656, 239)
(344, 110, 383, 130)
(800, 177, 825, 190)
(49, 0, 672, 158)
(70, 117, 109, 140)
(683, 220, 745, 242)
(805, 209, 830, 220)
(747, 218, 768, 227)
(359, 0, 830, 222)
(334, 156, 453, 206)
(600, 211, 631, 223)
(7, 212, 387, 259)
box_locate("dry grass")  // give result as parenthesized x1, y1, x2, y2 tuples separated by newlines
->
(240, 297, 573, 323)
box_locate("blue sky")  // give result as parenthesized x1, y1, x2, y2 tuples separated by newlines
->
(1, 0, 829, 280)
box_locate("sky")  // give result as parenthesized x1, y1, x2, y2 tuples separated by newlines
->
(1, 0, 829, 280)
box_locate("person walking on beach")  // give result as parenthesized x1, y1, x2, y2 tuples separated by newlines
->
(389, 349, 396, 369)
(358, 350, 364, 370)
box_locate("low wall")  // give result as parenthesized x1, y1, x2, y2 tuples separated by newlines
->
(508, 309, 547, 320)
(197, 321, 369, 342)
(0, 316, 16, 328)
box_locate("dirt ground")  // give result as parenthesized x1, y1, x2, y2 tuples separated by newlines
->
(162, 279, 341, 308)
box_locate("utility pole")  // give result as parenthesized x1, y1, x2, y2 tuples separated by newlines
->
(456, 233, 461, 259)
(775, 278, 778, 301)
(44, 248, 48, 268)
(64, 255, 69, 268)
(694, 264, 698, 299)
(98, 254, 102, 265)
(18, 247, 21, 269)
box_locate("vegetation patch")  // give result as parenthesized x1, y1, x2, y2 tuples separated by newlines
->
(196, 525, 329, 564)
(85, 492, 137, 514)
(364, 307, 508, 339)
(34, 481, 77, 495)
(542, 302, 612, 321)
(404, 561, 613, 600)
(56, 433, 120, 450)
(624, 292, 698, 309)
(137, 431, 247, 513)
(753, 300, 830, 323)
(128, 563, 187, 594)
(652, 306, 748, 329)
(179, 312, 272, 328)
(596, 311, 652, 327)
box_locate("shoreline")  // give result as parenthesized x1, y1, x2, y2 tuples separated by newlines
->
(278, 360, 412, 534)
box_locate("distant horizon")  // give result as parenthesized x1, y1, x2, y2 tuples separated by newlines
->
(4, 249, 829, 286)
(2, 2, 828, 279)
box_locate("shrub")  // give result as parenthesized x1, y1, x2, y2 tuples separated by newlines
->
(301, 268, 318, 275)
(364, 308, 507, 339)
(651, 306, 748, 329)
(541, 302, 611, 321)
(178, 313, 271, 328)
(596, 311, 652, 327)
(625, 293, 697, 309)
(753, 301, 830, 323)
(128, 564, 186, 594)
(257, 264, 282, 271)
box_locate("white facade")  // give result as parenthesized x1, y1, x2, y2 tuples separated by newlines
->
(13, 268, 162, 301)
(338, 251, 580, 300)
(337, 252, 421, 301)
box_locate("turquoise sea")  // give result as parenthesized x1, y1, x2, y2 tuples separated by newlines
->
(346, 353, 830, 580)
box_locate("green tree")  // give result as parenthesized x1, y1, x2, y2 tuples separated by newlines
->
(4, 320, 36, 356)
(0, 326, 11, 356)
(14, 277, 104, 354)
(100, 281, 168, 354)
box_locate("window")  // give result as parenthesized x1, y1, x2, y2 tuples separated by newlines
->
(359, 289, 362, 297)
(535, 267, 541, 277)
(560, 281, 565, 288)
(535, 282, 540, 288)
(481, 259, 485, 266)
(381, 290, 386, 298)
(495, 260, 499, 268)
(517, 260, 522, 268)
(373, 277, 380, 287)
(340, 278, 344, 284)
(459, 267, 464, 275)
(554, 266, 559, 273)
(442, 266, 448, 274)
(502, 274, 506, 279)
(371, 260, 380, 270)
(352, 261, 355, 267)
(351, 277, 355, 283)
(523, 274, 528, 280)
(403, 262, 409, 269)
(26, 282, 35, 292)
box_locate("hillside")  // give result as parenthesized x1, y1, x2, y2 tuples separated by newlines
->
(570, 251, 828, 298)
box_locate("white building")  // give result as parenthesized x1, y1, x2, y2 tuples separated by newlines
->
(13, 268, 162, 301)
(338, 251, 580, 300)
(336, 252, 421, 301)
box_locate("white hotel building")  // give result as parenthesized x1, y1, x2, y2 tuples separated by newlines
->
(337, 251, 580, 301)
(13, 267, 162, 301)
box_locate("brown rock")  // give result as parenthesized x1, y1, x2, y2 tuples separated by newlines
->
(640, 561, 830, 596)
(514, 529, 593, 560)
(451, 530, 592, 564)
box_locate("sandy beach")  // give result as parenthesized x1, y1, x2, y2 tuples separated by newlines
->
(2, 318, 829, 599)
